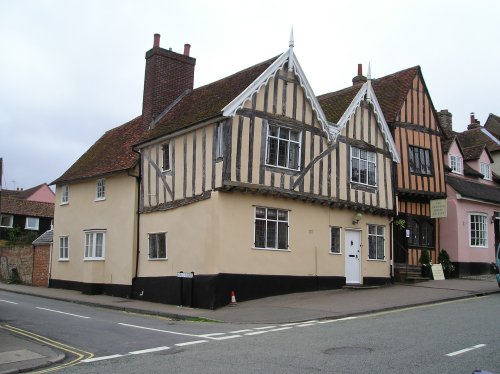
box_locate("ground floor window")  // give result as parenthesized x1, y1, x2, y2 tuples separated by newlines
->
(368, 225, 384, 260)
(330, 227, 341, 254)
(407, 216, 435, 248)
(148, 232, 167, 259)
(254, 207, 289, 250)
(84, 231, 105, 260)
(59, 236, 69, 260)
(469, 213, 487, 247)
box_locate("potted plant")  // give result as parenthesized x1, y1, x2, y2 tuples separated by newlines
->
(419, 249, 432, 278)
(438, 249, 455, 278)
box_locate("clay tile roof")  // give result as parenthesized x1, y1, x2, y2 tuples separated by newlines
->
(52, 116, 148, 185)
(456, 127, 500, 153)
(1, 196, 54, 218)
(461, 145, 485, 161)
(485, 113, 500, 139)
(463, 163, 483, 178)
(441, 137, 455, 154)
(140, 55, 280, 144)
(317, 66, 419, 124)
(446, 174, 500, 204)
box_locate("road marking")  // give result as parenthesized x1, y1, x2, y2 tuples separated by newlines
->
(446, 344, 486, 357)
(296, 323, 316, 327)
(0, 299, 18, 304)
(337, 316, 358, 321)
(199, 333, 226, 337)
(129, 346, 170, 355)
(83, 354, 123, 363)
(36, 307, 90, 319)
(244, 331, 268, 336)
(269, 327, 293, 332)
(229, 329, 253, 333)
(211, 335, 241, 340)
(280, 322, 302, 327)
(119, 323, 205, 338)
(175, 340, 208, 346)
(317, 320, 336, 324)
(254, 325, 277, 330)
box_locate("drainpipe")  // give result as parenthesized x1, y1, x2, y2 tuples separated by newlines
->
(131, 148, 142, 299)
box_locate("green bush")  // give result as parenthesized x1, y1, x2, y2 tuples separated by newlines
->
(438, 249, 455, 277)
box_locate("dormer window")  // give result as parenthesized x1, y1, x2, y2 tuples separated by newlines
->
(480, 162, 491, 180)
(265, 124, 301, 170)
(449, 155, 463, 174)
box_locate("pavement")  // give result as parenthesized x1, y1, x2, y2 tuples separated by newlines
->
(0, 276, 498, 373)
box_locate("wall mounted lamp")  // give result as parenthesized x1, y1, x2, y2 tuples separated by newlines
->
(352, 212, 362, 225)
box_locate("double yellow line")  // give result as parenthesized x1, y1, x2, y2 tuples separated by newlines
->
(0, 324, 94, 372)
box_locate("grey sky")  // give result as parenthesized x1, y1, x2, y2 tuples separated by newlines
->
(1, 0, 499, 190)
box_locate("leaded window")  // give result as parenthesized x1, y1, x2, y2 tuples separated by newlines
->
(368, 225, 384, 260)
(254, 207, 289, 250)
(351, 147, 377, 186)
(266, 124, 300, 170)
(409, 146, 432, 175)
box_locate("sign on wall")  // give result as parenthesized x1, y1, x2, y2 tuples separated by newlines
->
(430, 199, 447, 218)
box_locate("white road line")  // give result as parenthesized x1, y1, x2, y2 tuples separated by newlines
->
(211, 335, 242, 341)
(118, 323, 204, 339)
(244, 331, 268, 336)
(229, 329, 253, 333)
(83, 354, 123, 363)
(129, 346, 170, 355)
(36, 307, 90, 319)
(337, 317, 358, 321)
(175, 340, 209, 346)
(254, 325, 277, 330)
(269, 327, 293, 332)
(0, 299, 18, 304)
(317, 320, 336, 324)
(296, 323, 316, 327)
(199, 333, 226, 337)
(446, 344, 486, 357)
(279, 322, 302, 327)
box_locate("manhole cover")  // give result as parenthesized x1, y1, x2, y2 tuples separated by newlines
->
(324, 347, 373, 355)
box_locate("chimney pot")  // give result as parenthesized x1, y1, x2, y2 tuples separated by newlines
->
(184, 43, 191, 56)
(153, 33, 160, 48)
(357, 64, 363, 76)
(470, 112, 475, 125)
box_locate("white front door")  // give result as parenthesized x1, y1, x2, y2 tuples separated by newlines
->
(345, 229, 361, 284)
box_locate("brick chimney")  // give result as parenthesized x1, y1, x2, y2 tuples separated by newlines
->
(352, 64, 367, 86)
(142, 34, 196, 125)
(437, 109, 453, 137)
(467, 112, 481, 130)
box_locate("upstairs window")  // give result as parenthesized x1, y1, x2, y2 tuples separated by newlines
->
(215, 123, 224, 159)
(0, 214, 13, 228)
(266, 124, 300, 170)
(409, 146, 432, 175)
(162, 143, 171, 172)
(59, 236, 69, 260)
(61, 185, 69, 204)
(148, 232, 167, 260)
(84, 230, 105, 260)
(469, 213, 487, 247)
(368, 225, 385, 260)
(449, 155, 463, 174)
(254, 207, 289, 250)
(25, 217, 39, 230)
(96, 179, 105, 201)
(351, 147, 377, 186)
(480, 162, 491, 180)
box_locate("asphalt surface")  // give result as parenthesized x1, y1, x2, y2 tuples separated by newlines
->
(0, 276, 498, 373)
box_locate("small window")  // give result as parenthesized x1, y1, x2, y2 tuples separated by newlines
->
(215, 122, 224, 159)
(265, 124, 301, 170)
(480, 162, 491, 180)
(409, 146, 432, 175)
(449, 155, 463, 174)
(0, 214, 13, 228)
(59, 236, 69, 260)
(368, 225, 385, 260)
(61, 185, 69, 204)
(469, 213, 487, 247)
(330, 227, 341, 254)
(96, 179, 105, 200)
(84, 231, 106, 260)
(351, 147, 377, 186)
(254, 207, 289, 250)
(25, 217, 39, 230)
(162, 143, 171, 172)
(148, 232, 167, 259)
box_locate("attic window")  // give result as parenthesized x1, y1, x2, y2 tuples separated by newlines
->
(449, 155, 463, 174)
(480, 162, 491, 180)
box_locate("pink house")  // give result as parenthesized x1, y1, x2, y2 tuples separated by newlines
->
(439, 113, 500, 276)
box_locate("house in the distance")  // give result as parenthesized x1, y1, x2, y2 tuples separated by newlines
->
(439, 113, 500, 276)
(0, 183, 54, 242)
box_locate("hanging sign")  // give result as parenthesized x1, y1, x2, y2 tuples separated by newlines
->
(430, 199, 447, 218)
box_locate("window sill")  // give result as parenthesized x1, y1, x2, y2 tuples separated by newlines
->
(58, 259, 69, 262)
(367, 258, 386, 262)
(329, 252, 342, 255)
(350, 183, 377, 192)
(0, 226, 13, 229)
(25, 228, 39, 231)
(84, 258, 105, 261)
(60, 202, 69, 206)
(94, 198, 106, 202)
(469, 246, 488, 249)
(161, 170, 172, 176)
(264, 165, 299, 175)
(252, 247, 291, 252)
(148, 258, 168, 261)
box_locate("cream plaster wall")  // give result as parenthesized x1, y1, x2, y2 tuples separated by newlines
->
(52, 173, 138, 285)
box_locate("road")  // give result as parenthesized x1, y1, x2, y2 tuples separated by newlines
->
(0, 290, 499, 373)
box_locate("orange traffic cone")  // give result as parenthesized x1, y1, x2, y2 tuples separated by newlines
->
(230, 290, 237, 306)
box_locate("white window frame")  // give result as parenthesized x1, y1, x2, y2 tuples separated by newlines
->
(95, 179, 106, 201)
(449, 154, 463, 174)
(84, 230, 106, 260)
(148, 232, 167, 260)
(215, 122, 224, 159)
(59, 236, 69, 261)
(330, 226, 342, 254)
(469, 213, 488, 247)
(265, 124, 301, 171)
(368, 224, 385, 260)
(162, 143, 171, 172)
(480, 162, 491, 180)
(253, 206, 290, 251)
(350, 147, 377, 187)
(25, 217, 39, 230)
(0, 214, 13, 228)
(61, 185, 69, 204)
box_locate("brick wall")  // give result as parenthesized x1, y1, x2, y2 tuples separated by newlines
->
(33, 244, 50, 287)
(0, 246, 33, 284)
